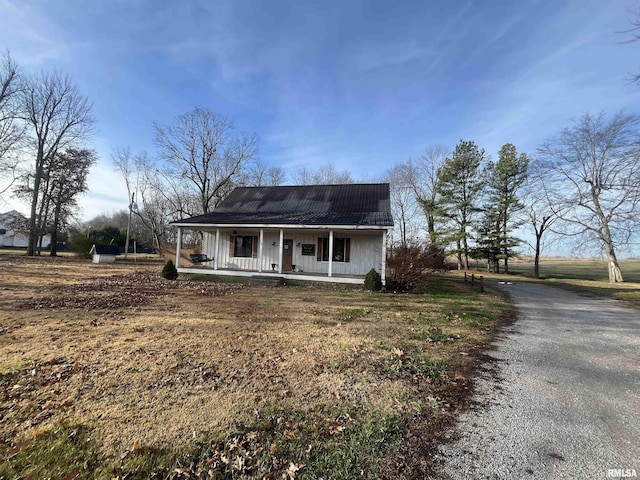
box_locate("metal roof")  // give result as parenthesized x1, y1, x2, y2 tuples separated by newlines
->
(174, 183, 394, 227)
(90, 244, 121, 255)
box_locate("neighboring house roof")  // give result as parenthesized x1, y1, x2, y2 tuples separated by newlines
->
(0, 210, 27, 223)
(0, 210, 29, 232)
(90, 244, 121, 255)
(173, 183, 394, 227)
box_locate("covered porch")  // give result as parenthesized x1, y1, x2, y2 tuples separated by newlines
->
(174, 225, 388, 285)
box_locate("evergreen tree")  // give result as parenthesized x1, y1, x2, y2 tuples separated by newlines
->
(483, 144, 529, 273)
(436, 140, 486, 269)
(474, 206, 502, 272)
(162, 259, 179, 280)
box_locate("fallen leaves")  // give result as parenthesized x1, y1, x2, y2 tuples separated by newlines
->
(0, 256, 509, 479)
(392, 346, 404, 357)
(285, 461, 305, 479)
(0, 356, 87, 433)
(17, 270, 244, 311)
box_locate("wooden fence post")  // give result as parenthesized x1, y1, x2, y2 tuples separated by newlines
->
(471, 274, 475, 286)
(480, 275, 484, 292)
(464, 272, 467, 283)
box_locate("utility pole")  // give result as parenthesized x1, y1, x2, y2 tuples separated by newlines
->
(124, 191, 135, 259)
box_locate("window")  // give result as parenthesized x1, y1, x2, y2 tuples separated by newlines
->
(317, 237, 350, 262)
(231, 235, 256, 258)
(0, 228, 6, 235)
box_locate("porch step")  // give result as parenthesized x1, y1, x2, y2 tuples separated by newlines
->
(247, 275, 286, 286)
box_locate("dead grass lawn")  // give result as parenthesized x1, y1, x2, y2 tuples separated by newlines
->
(0, 255, 510, 479)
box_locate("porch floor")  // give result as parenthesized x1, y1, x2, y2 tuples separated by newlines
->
(176, 265, 366, 284)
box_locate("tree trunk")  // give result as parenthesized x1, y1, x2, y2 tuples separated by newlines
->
(462, 229, 469, 270)
(591, 188, 624, 283)
(605, 245, 624, 282)
(502, 215, 509, 274)
(27, 143, 47, 256)
(597, 222, 623, 282)
(534, 233, 542, 279)
(427, 214, 436, 245)
(49, 205, 61, 256)
(49, 229, 58, 256)
(401, 214, 407, 247)
(36, 185, 52, 257)
(153, 233, 161, 254)
(27, 164, 42, 256)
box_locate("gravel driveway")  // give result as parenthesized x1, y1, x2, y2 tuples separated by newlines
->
(437, 281, 640, 479)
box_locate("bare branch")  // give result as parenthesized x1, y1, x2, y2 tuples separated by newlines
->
(20, 69, 94, 255)
(154, 107, 257, 215)
(0, 51, 25, 197)
(536, 112, 640, 281)
(291, 162, 353, 185)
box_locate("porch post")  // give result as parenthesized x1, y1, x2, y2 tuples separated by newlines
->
(175, 228, 182, 267)
(214, 228, 220, 270)
(381, 230, 387, 286)
(278, 229, 284, 274)
(258, 228, 264, 273)
(328, 229, 334, 278)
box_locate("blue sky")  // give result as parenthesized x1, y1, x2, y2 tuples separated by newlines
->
(1, 0, 640, 222)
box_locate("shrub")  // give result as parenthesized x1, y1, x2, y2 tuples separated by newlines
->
(364, 268, 382, 291)
(162, 259, 179, 280)
(386, 243, 445, 291)
(424, 244, 446, 269)
(67, 233, 93, 259)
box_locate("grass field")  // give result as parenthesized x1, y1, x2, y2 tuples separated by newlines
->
(475, 257, 640, 308)
(509, 257, 640, 282)
(0, 254, 510, 479)
(0, 248, 163, 261)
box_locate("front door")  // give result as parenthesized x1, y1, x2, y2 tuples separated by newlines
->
(282, 239, 293, 271)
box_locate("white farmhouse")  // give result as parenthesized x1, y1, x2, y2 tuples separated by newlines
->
(172, 183, 393, 285)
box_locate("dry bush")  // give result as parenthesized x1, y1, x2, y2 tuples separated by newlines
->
(387, 243, 445, 290)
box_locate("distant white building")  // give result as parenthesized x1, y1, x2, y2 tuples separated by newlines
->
(0, 210, 51, 249)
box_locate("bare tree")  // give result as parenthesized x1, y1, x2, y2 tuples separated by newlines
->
(291, 167, 313, 185)
(244, 158, 286, 186)
(13, 148, 95, 255)
(46, 149, 96, 255)
(404, 145, 448, 244)
(520, 163, 561, 278)
(20, 71, 94, 255)
(0, 51, 24, 197)
(291, 162, 353, 185)
(154, 107, 258, 217)
(266, 166, 285, 186)
(113, 147, 170, 253)
(620, 6, 640, 83)
(538, 112, 640, 282)
(111, 146, 137, 256)
(384, 164, 421, 247)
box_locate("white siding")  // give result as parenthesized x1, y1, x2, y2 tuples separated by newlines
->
(0, 211, 50, 248)
(200, 228, 384, 276)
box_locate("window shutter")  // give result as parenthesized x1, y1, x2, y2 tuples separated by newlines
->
(229, 235, 234, 257)
(252, 235, 258, 258)
(345, 238, 351, 263)
(317, 238, 322, 261)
